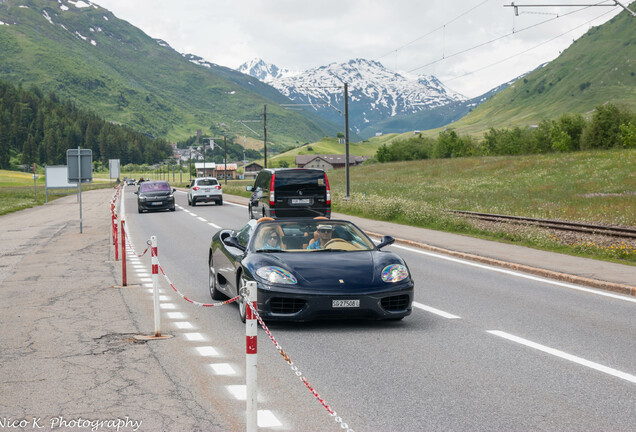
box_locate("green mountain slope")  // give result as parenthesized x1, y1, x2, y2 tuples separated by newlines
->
(431, 10, 636, 136)
(0, 0, 336, 144)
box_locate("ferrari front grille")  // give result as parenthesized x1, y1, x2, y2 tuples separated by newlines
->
(270, 297, 306, 314)
(381, 295, 410, 312)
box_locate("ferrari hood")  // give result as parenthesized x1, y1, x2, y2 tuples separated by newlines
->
(251, 252, 384, 291)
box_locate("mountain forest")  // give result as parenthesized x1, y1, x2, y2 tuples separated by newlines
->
(0, 80, 173, 169)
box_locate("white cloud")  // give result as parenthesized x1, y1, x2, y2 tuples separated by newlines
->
(92, 0, 632, 98)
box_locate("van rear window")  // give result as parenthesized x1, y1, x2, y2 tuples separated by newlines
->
(274, 171, 325, 188)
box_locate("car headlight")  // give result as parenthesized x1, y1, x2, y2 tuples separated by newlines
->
(381, 264, 409, 283)
(256, 266, 297, 284)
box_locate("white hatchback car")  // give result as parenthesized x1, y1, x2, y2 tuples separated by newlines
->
(187, 177, 223, 206)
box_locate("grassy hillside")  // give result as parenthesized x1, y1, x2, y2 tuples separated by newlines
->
(418, 10, 636, 138)
(0, 0, 336, 145)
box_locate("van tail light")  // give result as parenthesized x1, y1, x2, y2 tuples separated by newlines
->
(324, 173, 331, 205)
(269, 173, 276, 206)
(192, 186, 200, 191)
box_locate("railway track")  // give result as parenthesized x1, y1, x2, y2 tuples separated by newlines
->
(449, 210, 636, 240)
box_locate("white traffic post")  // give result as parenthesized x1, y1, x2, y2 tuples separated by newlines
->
(120, 185, 127, 286)
(245, 281, 258, 432)
(151, 236, 161, 337)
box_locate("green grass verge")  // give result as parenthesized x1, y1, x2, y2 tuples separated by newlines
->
(3, 149, 635, 265)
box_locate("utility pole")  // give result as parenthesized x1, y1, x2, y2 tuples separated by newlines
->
(279, 84, 351, 195)
(263, 105, 267, 168)
(224, 136, 228, 185)
(344, 83, 350, 198)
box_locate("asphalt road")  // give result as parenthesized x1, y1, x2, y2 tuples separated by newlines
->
(120, 186, 636, 431)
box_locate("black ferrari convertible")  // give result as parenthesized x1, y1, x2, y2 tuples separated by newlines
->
(208, 218, 414, 322)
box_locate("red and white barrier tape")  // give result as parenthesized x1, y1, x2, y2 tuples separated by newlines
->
(157, 263, 240, 307)
(246, 300, 354, 432)
(123, 229, 150, 258)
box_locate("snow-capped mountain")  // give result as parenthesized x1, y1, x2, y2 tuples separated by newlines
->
(238, 58, 466, 134)
(237, 58, 296, 82)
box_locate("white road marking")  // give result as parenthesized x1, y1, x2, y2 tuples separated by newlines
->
(167, 312, 186, 319)
(160, 303, 176, 310)
(413, 302, 461, 319)
(173, 321, 194, 329)
(140, 278, 152, 283)
(258, 411, 282, 428)
(195, 346, 220, 357)
(210, 363, 236, 375)
(224, 201, 244, 208)
(488, 330, 636, 384)
(189, 212, 198, 217)
(208, 222, 221, 229)
(197, 217, 207, 222)
(393, 244, 636, 304)
(183, 332, 205, 341)
(226, 385, 246, 400)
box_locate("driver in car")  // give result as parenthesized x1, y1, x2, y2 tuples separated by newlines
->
(260, 227, 284, 250)
(307, 224, 334, 249)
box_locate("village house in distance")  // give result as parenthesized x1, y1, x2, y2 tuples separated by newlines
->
(295, 154, 369, 171)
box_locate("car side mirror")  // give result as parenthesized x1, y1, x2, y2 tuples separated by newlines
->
(225, 236, 246, 252)
(246, 185, 253, 192)
(172, 188, 176, 192)
(376, 236, 395, 249)
(134, 191, 138, 195)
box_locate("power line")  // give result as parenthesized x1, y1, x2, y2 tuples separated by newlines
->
(405, 3, 613, 74)
(443, 8, 616, 83)
(377, 0, 492, 60)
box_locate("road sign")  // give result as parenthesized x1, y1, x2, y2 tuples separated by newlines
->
(109, 159, 120, 180)
(67, 148, 93, 183)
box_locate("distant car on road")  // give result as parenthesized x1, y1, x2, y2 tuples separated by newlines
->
(188, 177, 223, 206)
(208, 217, 414, 322)
(135, 180, 176, 213)
(126, 178, 136, 186)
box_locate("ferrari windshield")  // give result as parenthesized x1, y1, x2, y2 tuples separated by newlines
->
(251, 220, 375, 252)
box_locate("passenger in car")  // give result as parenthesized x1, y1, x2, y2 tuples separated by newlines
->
(259, 227, 284, 250)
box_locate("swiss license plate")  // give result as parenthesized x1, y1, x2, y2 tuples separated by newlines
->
(151, 201, 162, 206)
(291, 198, 310, 205)
(332, 299, 360, 308)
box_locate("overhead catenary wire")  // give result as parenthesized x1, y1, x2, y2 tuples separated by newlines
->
(377, 0, 492, 60)
(443, 7, 616, 83)
(405, 2, 619, 74)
